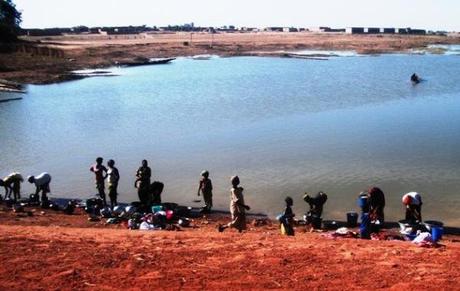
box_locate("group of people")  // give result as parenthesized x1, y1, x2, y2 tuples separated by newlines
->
(89, 157, 162, 210)
(0, 172, 52, 204)
(360, 187, 422, 224)
(276, 186, 424, 237)
(2, 159, 425, 235)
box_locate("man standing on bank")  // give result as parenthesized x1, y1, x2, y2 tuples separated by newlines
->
(107, 159, 120, 209)
(135, 160, 151, 206)
(90, 157, 107, 206)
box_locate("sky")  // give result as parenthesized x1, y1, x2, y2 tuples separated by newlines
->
(14, 0, 460, 31)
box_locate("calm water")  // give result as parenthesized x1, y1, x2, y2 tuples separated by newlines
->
(1, 55, 460, 225)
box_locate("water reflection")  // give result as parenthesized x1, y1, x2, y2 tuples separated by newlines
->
(1, 55, 460, 225)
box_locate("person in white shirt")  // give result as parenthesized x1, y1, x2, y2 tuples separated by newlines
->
(28, 172, 52, 203)
(0, 172, 23, 202)
(402, 192, 422, 223)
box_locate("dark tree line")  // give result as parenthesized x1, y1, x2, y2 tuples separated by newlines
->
(0, 0, 21, 42)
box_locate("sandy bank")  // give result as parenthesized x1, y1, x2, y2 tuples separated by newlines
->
(1, 32, 460, 85)
(0, 205, 459, 290)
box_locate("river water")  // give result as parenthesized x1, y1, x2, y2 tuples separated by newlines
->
(1, 54, 460, 225)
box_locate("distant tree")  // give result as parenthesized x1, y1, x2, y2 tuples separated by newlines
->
(0, 0, 22, 42)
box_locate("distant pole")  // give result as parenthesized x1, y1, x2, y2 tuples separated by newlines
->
(190, 32, 193, 45)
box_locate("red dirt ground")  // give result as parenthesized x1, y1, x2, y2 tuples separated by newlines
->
(0, 206, 459, 290)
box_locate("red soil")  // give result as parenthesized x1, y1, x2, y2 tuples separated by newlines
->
(0, 207, 459, 290)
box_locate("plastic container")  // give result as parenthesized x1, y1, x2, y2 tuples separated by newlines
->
(431, 226, 443, 242)
(166, 210, 174, 220)
(357, 196, 368, 208)
(346, 212, 358, 227)
(151, 205, 163, 213)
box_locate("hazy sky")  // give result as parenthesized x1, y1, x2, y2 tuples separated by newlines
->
(14, 0, 460, 31)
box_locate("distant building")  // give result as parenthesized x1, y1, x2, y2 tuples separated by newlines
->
(264, 27, 283, 32)
(283, 27, 298, 32)
(395, 28, 408, 34)
(380, 28, 396, 34)
(240, 27, 259, 32)
(364, 27, 380, 34)
(21, 28, 72, 36)
(408, 28, 426, 35)
(346, 27, 426, 35)
(346, 27, 365, 34)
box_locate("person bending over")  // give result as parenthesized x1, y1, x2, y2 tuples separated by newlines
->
(28, 172, 52, 203)
(402, 192, 422, 223)
(0, 172, 23, 202)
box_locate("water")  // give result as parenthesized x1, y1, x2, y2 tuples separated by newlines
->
(1, 55, 460, 225)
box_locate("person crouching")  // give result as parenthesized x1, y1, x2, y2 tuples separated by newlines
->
(402, 192, 422, 223)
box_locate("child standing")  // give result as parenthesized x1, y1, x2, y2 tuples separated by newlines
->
(280, 196, 295, 236)
(197, 170, 213, 213)
(218, 176, 250, 233)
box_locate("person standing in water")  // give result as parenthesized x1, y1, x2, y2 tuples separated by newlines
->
(107, 159, 120, 209)
(135, 160, 151, 206)
(218, 176, 250, 233)
(90, 157, 107, 206)
(197, 170, 213, 213)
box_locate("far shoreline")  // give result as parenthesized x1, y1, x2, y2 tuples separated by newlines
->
(1, 32, 460, 87)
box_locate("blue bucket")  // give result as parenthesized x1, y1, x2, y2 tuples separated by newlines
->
(431, 226, 443, 242)
(358, 196, 368, 208)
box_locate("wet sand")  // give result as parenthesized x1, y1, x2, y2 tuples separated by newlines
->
(0, 206, 459, 290)
(1, 32, 460, 85)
